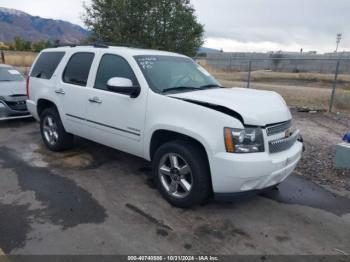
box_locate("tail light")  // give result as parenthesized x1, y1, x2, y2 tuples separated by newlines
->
(26, 76, 30, 99)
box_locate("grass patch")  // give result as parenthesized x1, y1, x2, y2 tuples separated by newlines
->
(218, 79, 350, 114)
(334, 90, 350, 111)
(207, 68, 350, 90)
(2, 52, 37, 67)
(205, 66, 350, 114)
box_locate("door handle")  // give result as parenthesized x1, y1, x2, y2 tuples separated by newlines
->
(54, 89, 65, 95)
(88, 97, 103, 104)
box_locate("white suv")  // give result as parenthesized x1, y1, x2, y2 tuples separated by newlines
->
(26, 45, 303, 207)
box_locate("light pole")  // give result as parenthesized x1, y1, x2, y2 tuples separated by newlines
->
(335, 33, 342, 53)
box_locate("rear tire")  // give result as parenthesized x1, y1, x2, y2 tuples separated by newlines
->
(40, 107, 74, 152)
(152, 140, 212, 208)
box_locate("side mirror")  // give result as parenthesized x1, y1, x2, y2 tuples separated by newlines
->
(107, 77, 141, 98)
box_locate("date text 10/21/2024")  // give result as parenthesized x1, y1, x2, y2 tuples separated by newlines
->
(127, 256, 220, 261)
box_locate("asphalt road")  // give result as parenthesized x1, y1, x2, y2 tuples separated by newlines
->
(0, 118, 349, 255)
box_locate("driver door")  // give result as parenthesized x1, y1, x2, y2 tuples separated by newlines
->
(85, 53, 147, 157)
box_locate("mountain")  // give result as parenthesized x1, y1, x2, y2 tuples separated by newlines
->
(0, 7, 89, 44)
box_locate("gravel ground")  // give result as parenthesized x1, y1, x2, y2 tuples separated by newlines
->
(293, 109, 350, 196)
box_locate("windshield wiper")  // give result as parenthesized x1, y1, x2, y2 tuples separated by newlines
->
(199, 84, 223, 89)
(162, 84, 223, 93)
(0, 80, 11, 82)
(162, 86, 200, 93)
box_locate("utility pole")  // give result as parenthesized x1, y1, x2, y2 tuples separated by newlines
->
(335, 33, 342, 53)
(0, 50, 4, 64)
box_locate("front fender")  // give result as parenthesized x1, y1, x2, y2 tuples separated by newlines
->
(143, 93, 244, 161)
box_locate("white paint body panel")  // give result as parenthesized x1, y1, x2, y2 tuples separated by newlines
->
(170, 88, 292, 126)
(26, 46, 302, 194)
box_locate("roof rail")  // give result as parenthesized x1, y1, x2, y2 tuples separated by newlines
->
(53, 43, 109, 49)
(53, 42, 147, 49)
(96, 41, 147, 49)
(92, 43, 109, 48)
(53, 44, 76, 48)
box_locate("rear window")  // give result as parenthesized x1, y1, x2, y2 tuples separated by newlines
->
(0, 68, 24, 82)
(30, 52, 65, 79)
(63, 52, 95, 86)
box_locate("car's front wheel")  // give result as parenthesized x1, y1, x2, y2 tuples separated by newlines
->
(40, 107, 74, 152)
(152, 140, 211, 208)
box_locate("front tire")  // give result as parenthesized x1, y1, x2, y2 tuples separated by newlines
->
(40, 107, 74, 152)
(152, 140, 211, 208)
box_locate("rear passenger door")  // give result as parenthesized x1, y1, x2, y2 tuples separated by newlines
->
(56, 52, 95, 137)
(85, 53, 148, 157)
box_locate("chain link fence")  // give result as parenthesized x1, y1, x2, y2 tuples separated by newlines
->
(195, 55, 350, 114)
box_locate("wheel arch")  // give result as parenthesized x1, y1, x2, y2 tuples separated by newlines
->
(149, 129, 210, 165)
(37, 99, 58, 117)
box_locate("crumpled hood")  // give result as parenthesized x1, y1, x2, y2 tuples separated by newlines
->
(0, 81, 26, 98)
(169, 87, 292, 126)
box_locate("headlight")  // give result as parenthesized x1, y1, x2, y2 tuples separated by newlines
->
(224, 127, 264, 153)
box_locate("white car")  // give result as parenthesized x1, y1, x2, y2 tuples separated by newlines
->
(0, 64, 31, 120)
(26, 45, 303, 207)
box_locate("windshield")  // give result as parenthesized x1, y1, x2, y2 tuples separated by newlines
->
(0, 68, 24, 82)
(134, 55, 220, 93)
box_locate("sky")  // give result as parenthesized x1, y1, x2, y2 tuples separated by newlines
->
(0, 0, 348, 53)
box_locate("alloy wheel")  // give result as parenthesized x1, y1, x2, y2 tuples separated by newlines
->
(158, 153, 193, 198)
(43, 116, 59, 146)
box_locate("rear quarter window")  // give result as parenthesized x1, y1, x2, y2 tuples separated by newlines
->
(30, 52, 65, 80)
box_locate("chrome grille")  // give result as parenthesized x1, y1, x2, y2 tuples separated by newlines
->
(266, 120, 292, 136)
(269, 130, 299, 153)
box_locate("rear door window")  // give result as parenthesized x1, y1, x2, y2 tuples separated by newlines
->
(30, 52, 65, 79)
(63, 52, 95, 87)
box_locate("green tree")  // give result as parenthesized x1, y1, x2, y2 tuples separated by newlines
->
(8, 37, 55, 52)
(32, 41, 52, 52)
(10, 37, 32, 51)
(83, 0, 204, 56)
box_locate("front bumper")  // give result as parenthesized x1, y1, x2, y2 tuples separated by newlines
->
(0, 100, 31, 120)
(210, 141, 303, 194)
(214, 185, 278, 201)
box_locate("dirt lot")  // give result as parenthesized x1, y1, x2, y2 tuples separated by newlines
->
(293, 110, 350, 196)
(0, 111, 349, 255)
